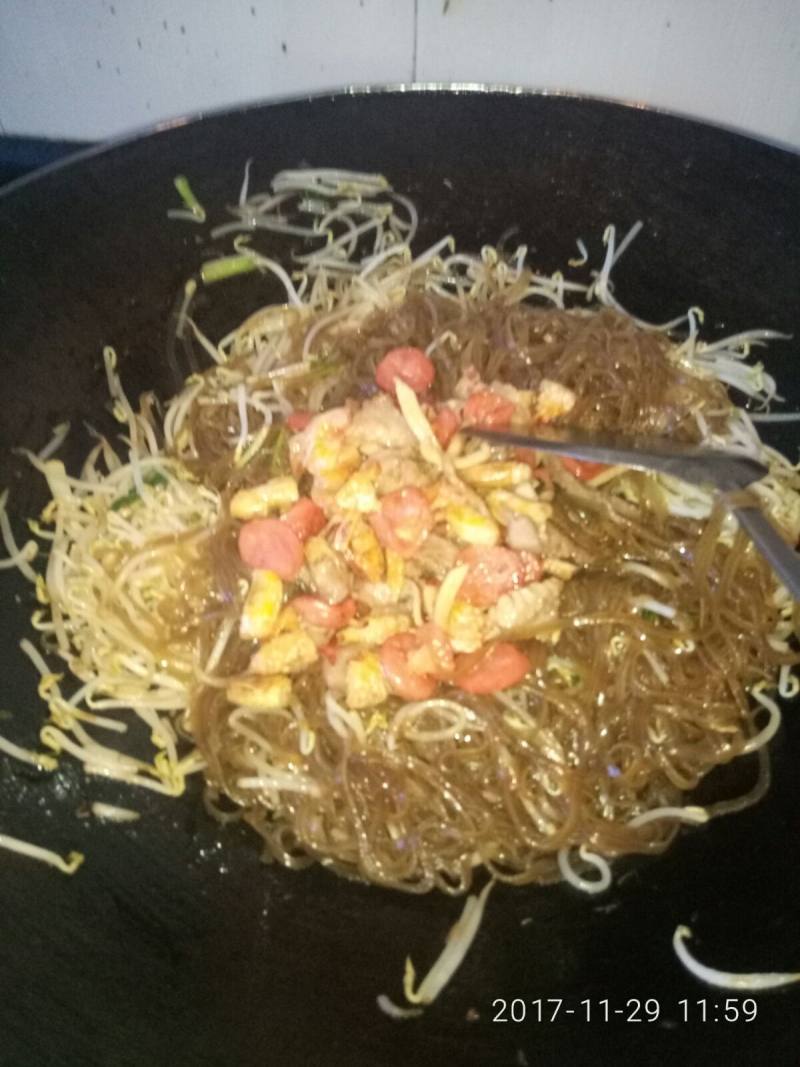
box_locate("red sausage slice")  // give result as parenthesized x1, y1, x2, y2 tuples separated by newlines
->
(463, 389, 516, 430)
(286, 410, 313, 432)
(452, 642, 530, 694)
(375, 346, 435, 396)
(238, 518, 304, 579)
(558, 456, 610, 481)
(431, 406, 461, 448)
(283, 498, 326, 541)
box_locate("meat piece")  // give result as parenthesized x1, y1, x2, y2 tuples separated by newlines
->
(370, 486, 433, 558)
(456, 546, 538, 608)
(414, 533, 459, 580)
(454, 366, 483, 400)
(321, 643, 360, 694)
(347, 394, 417, 453)
(488, 577, 564, 639)
(405, 623, 455, 680)
(505, 514, 540, 552)
(290, 406, 360, 489)
(523, 522, 590, 564)
(372, 451, 429, 494)
(290, 595, 357, 630)
(379, 631, 438, 701)
(305, 535, 352, 603)
(355, 580, 398, 609)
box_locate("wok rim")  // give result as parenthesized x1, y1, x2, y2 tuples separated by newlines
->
(1, 80, 798, 200)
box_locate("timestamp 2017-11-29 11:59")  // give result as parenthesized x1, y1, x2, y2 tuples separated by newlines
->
(491, 997, 758, 1024)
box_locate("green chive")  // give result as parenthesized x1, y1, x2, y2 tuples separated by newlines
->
(111, 469, 168, 511)
(201, 255, 259, 285)
(173, 174, 206, 221)
(299, 355, 344, 382)
(269, 426, 290, 477)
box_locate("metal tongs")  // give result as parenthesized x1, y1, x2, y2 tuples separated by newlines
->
(470, 425, 800, 600)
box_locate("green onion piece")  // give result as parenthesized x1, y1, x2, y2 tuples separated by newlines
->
(299, 355, 344, 382)
(111, 489, 139, 512)
(144, 470, 168, 489)
(201, 255, 259, 285)
(173, 175, 206, 221)
(640, 608, 660, 624)
(111, 469, 168, 511)
(269, 426, 290, 477)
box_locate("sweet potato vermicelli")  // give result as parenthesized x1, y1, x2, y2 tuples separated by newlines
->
(2, 167, 799, 907)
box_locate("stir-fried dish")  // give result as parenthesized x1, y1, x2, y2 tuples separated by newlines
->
(2, 167, 799, 904)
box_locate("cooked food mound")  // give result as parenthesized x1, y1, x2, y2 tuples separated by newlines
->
(10, 168, 800, 894)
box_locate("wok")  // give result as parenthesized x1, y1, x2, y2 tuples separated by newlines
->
(0, 88, 798, 1067)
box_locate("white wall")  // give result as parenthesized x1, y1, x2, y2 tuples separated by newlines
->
(1, 0, 799, 148)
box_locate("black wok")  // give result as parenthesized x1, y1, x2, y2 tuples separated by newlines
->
(0, 88, 798, 1067)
